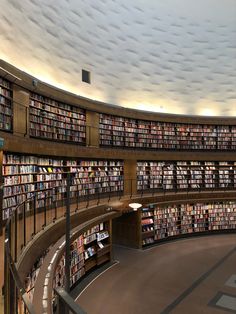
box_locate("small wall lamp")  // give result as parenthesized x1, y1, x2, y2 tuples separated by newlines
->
(129, 203, 142, 211)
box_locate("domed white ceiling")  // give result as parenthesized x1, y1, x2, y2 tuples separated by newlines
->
(0, 0, 236, 116)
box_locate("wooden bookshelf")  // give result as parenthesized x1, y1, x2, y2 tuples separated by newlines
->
(137, 161, 236, 192)
(99, 114, 125, 147)
(29, 93, 86, 144)
(141, 207, 155, 246)
(218, 161, 233, 188)
(3, 154, 37, 220)
(140, 201, 236, 247)
(99, 113, 236, 151)
(0, 76, 13, 132)
(204, 161, 217, 189)
(189, 161, 204, 189)
(2, 153, 124, 221)
(35, 157, 66, 210)
(153, 206, 181, 242)
(67, 159, 124, 198)
(176, 161, 189, 190)
(53, 221, 111, 289)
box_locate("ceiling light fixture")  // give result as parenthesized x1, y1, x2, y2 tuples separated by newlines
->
(129, 203, 142, 211)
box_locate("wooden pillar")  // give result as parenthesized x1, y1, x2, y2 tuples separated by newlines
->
(124, 159, 137, 196)
(13, 85, 30, 137)
(112, 211, 141, 249)
(86, 110, 99, 147)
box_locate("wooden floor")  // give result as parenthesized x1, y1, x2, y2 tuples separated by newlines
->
(77, 234, 236, 314)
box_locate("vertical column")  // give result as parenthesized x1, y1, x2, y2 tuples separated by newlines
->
(65, 173, 71, 296)
(124, 159, 137, 196)
(86, 110, 100, 147)
(12, 85, 30, 137)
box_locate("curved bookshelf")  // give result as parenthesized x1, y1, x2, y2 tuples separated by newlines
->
(100, 113, 236, 151)
(2, 152, 124, 221)
(141, 201, 236, 247)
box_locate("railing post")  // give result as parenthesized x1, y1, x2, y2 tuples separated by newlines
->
(56, 295, 67, 314)
(54, 199, 57, 222)
(23, 202, 26, 247)
(65, 173, 71, 297)
(108, 180, 111, 203)
(14, 208, 18, 262)
(54, 288, 87, 314)
(9, 268, 17, 314)
(76, 181, 79, 212)
(45, 196, 47, 226)
(130, 179, 133, 199)
(119, 180, 122, 200)
(86, 184, 89, 208)
(33, 193, 36, 236)
(97, 188, 100, 206)
(116, 183, 118, 200)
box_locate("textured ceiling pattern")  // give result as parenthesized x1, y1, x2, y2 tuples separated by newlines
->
(0, 0, 236, 115)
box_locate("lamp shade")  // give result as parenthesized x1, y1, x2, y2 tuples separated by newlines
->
(129, 203, 142, 211)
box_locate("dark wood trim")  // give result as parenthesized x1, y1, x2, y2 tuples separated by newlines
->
(2, 132, 236, 161)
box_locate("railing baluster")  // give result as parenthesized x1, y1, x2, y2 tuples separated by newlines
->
(33, 193, 36, 236)
(14, 208, 17, 263)
(130, 179, 133, 199)
(23, 202, 26, 247)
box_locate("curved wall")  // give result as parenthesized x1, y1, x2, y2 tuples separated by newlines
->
(0, 0, 236, 116)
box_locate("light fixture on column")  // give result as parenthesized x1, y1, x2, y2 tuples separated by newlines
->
(129, 203, 142, 211)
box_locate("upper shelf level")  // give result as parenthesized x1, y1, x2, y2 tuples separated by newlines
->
(99, 113, 236, 150)
(1, 60, 236, 152)
(0, 76, 13, 132)
(29, 92, 86, 144)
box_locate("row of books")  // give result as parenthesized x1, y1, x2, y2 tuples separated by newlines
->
(2, 153, 124, 220)
(0, 76, 13, 131)
(30, 129, 86, 144)
(0, 88, 12, 100)
(0, 77, 11, 89)
(29, 123, 86, 136)
(30, 112, 86, 130)
(53, 222, 110, 291)
(29, 106, 85, 121)
(29, 92, 86, 144)
(137, 161, 236, 191)
(100, 113, 236, 150)
(141, 202, 236, 246)
(30, 93, 85, 116)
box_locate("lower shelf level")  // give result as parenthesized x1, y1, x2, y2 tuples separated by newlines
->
(142, 229, 236, 248)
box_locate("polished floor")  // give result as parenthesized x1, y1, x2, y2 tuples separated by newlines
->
(77, 235, 236, 314)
